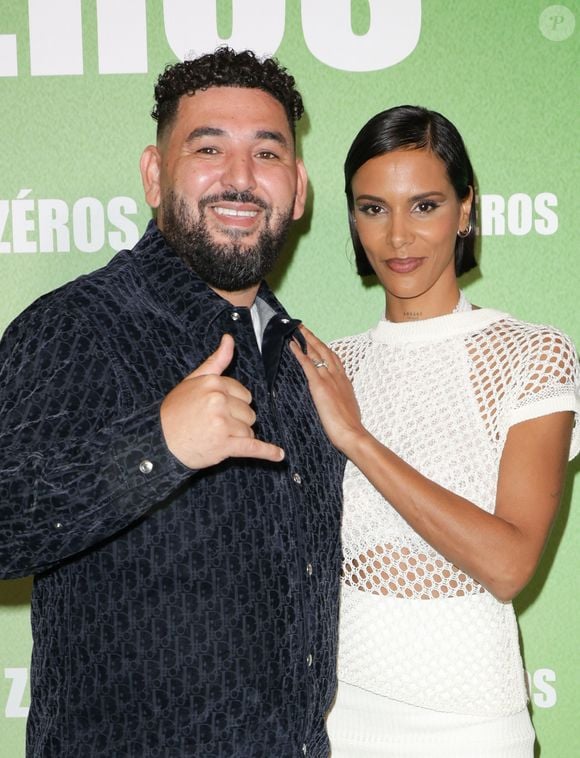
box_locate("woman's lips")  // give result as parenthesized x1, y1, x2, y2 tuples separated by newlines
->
(385, 257, 425, 274)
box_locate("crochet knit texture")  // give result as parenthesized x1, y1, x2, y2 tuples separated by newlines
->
(331, 305, 579, 716)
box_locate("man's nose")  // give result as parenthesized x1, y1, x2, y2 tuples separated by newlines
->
(221, 152, 257, 193)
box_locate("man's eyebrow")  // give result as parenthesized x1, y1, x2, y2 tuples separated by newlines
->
(185, 126, 226, 142)
(255, 130, 289, 148)
(184, 127, 289, 149)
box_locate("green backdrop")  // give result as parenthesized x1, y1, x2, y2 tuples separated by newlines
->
(1, 2, 578, 755)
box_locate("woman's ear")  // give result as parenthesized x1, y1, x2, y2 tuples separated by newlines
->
(460, 185, 474, 230)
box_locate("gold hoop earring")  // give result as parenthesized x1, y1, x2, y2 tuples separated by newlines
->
(457, 224, 472, 238)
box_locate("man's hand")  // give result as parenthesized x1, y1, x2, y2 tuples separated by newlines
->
(160, 334, 284, 469)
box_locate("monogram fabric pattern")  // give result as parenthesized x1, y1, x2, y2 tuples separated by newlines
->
(0, 221, 345, 757)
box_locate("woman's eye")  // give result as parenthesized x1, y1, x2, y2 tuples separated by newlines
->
(415, 201, 438, 213)
(358, 204, 383, 216)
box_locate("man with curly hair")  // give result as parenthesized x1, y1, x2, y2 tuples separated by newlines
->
(0, 48, 344, 757)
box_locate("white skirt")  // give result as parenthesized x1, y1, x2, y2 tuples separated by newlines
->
(326, 682, 535, 757)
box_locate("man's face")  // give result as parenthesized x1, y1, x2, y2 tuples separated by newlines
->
(141, 86, 307, 294)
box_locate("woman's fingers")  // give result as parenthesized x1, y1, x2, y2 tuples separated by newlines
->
(289, 339, 317, 375)
(299, 325, 342, 372)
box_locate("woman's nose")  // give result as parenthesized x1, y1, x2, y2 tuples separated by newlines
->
(389, 212, 413, 250)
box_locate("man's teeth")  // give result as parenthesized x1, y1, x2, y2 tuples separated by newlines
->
(214, 207, 258, 218)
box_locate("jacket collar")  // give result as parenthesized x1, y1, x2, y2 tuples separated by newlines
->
(129, 219, 295, 332)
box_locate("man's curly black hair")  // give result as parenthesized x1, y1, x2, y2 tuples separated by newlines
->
(152, 47, 304, 142)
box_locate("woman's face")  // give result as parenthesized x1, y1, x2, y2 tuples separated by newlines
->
(351, 148, 472, 310)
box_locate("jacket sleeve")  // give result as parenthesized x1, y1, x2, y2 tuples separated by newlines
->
(0, 300, 194, 579)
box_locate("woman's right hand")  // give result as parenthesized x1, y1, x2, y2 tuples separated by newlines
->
(290, 326, 367, 454)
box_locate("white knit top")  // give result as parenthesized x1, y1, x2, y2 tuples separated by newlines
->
(331, 305, 580, 717)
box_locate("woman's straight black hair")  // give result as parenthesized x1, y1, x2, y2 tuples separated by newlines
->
(344, 105, 477, 277)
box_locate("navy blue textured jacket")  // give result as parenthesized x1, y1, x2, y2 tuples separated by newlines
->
(0, 222, 345, 757)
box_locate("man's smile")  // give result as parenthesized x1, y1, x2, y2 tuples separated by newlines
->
(213, 206, 259, 218)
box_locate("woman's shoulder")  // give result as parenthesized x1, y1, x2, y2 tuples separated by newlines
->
(329, 330, 371, 352)
(476, 311, 578, 365)
(328, 331, 373, 379)
(490, 313, 580, 459)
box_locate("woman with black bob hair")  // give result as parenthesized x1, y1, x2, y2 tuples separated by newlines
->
(292, 106, 579, 756)
(345, 105, 477, 278)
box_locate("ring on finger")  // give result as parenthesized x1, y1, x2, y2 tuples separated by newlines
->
(313, 359, 329, 369)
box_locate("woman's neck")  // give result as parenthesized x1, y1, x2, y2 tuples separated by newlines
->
(385, 285, 464, 323)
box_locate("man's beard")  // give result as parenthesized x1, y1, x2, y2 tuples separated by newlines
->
(160, 190, 294, 291)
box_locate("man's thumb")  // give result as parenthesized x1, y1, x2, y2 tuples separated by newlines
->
(193, 334, 235, 377)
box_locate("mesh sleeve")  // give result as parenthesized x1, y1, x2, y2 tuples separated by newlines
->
(508, 326, 580, 460)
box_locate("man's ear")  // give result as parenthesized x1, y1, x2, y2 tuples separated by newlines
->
(292, 159, 308, 221)
(140, 145, 162, 209)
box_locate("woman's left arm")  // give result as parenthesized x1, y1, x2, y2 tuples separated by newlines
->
(291, 328, 574, 602)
